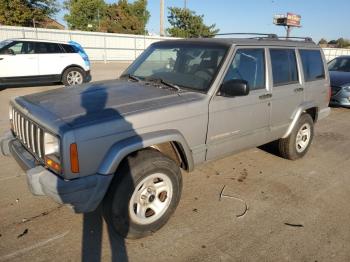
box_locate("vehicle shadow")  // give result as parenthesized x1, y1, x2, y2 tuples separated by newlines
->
(64, 84, 140, 261)
(258, 140, 282, 158)
(0, 82, 61, 91)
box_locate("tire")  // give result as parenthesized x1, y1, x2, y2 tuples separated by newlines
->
(103, 149, 182, 239)
(278, 113, 314, 160)
(62, 67, 85, 86)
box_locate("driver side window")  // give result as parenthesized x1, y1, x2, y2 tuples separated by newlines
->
(223, 48, 265, 91)
(0, 41, 35, 55)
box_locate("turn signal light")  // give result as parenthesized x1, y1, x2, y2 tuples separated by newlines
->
(70, 143, 80, 173)
(45, 157, 61, 173)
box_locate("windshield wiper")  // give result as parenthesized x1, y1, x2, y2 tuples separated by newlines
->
(121, 74, 141, 82)
(144, 77, 181, 91)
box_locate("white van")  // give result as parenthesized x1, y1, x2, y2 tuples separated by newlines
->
(0, 39, 91, 86)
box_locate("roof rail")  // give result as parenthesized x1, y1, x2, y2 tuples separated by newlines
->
(214, 33, 278, 39)
(277, 36, 314, 42)
(212, 33, 314, 43)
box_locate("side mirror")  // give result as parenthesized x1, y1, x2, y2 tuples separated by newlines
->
(219, 79, 250, 97)
(4, 49, 15, 55)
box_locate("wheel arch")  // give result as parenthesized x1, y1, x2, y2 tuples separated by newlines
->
(282, 103, 319, 139)
(61, 64, 86, 78)
(98, 130, 194, 175)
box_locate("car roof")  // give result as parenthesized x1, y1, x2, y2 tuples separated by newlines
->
(4, 38, 70, 45)
(154, 37, 319, 48)
(335, 55, 350, 59)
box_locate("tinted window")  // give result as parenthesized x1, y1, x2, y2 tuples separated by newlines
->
(62, 44, 77, 53)
(34, 42, 63, 54)
(223, 49, 265, 90)
(270, 49, 298, 86)
(300, 50, 325, 81)
(328, 57, 350, 72)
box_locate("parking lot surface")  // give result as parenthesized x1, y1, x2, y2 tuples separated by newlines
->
(1, 62, 350, 262)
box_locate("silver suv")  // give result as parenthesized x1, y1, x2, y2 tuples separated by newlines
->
(0, 35, 331, 239)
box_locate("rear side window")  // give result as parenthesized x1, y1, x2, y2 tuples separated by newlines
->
(61, 44, 77, 53)
(34, 42, 63, 54)
(223, 48, 265, 90)
(299, 50, 325, 81)
(270, 49, 298, 86)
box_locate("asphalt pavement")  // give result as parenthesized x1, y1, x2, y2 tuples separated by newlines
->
(0, 62, 350, 262)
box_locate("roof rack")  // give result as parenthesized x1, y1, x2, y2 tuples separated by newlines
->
(213, 33, 314, 43)
(214, 33, 278, 39)
(277, 36, 314, 42)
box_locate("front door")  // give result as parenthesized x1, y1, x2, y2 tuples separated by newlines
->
(0, 41, 38, 78)
(206, 47, 271, 160)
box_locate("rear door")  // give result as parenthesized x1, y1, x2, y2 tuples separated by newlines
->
(0, 41, 38, 77)
(269, 48, 304, 135)
(35, 42, 66, 76)
(299, 49, 328, 108)
(206, 47, 271, 160)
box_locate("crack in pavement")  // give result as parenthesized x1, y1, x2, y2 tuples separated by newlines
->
(12, 205, 64, 227)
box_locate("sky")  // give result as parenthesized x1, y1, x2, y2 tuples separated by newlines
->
(56, 0, 350, 42)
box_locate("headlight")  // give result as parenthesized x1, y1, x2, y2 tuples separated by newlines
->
(44, 132, 61, 173)
(44, 132, 60, 156)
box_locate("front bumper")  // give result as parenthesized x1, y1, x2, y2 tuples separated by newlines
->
(84, 70, 92, 83)
(1, 133, 112, 213)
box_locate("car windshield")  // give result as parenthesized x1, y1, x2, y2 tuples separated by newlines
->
(328, 57, 350, 72)
(0, 40, 12, 50)
(123, 43, 228, 92)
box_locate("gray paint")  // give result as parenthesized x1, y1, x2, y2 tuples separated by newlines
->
(2, 37, 331, 212)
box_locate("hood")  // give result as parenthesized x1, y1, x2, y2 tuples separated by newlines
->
(20, 80, 202, 129)
(329, 71, 350, 87)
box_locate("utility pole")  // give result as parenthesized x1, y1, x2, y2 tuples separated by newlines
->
(184, 0, 187, 9)
(160, 0, 164, 36)
(286, 25, 291, 38)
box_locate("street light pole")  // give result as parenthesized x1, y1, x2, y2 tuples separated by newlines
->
(160, 0, 164, 36)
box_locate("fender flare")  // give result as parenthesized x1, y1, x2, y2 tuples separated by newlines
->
(98, 129, 194, 175)
(282, 102, 318, 138)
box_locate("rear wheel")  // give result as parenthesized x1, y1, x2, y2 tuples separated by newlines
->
(103, 149, 182, 239)
(278, 113, 314, 160)
(62, 67, 85, 86)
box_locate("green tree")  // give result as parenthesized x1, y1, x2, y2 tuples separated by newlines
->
(318, 38, 328, 45)
(101, 0, 150, 34)
(167, 7, 219, 38)
(0, 0, 58, 27)
(64, 0, 107, 31)
(336, 38, 350, 48)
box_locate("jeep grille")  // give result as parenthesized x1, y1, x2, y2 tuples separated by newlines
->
(11, 107, 45, 161)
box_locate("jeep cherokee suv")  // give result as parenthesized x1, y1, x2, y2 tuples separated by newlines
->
(0, 35, 331, 239)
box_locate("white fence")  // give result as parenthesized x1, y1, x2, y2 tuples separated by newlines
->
(1, 25, 349, 62)
(322, 48, 350, 62)
(0, 25, 176, 61)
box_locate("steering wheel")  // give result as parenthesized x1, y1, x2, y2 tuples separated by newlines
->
(194, 68, 214, 80)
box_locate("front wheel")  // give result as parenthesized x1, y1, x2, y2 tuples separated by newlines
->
(278, 113, 314, 160)
(103, 149, 182, 239)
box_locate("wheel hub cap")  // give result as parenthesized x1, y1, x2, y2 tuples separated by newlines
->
(129, 173, 173, 225)
(295, 123, 311, 153)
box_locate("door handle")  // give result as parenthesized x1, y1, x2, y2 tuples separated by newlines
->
(259, 93, 272, 100)
(294, 87, 304, 93)
(0, 58, 3, 60)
